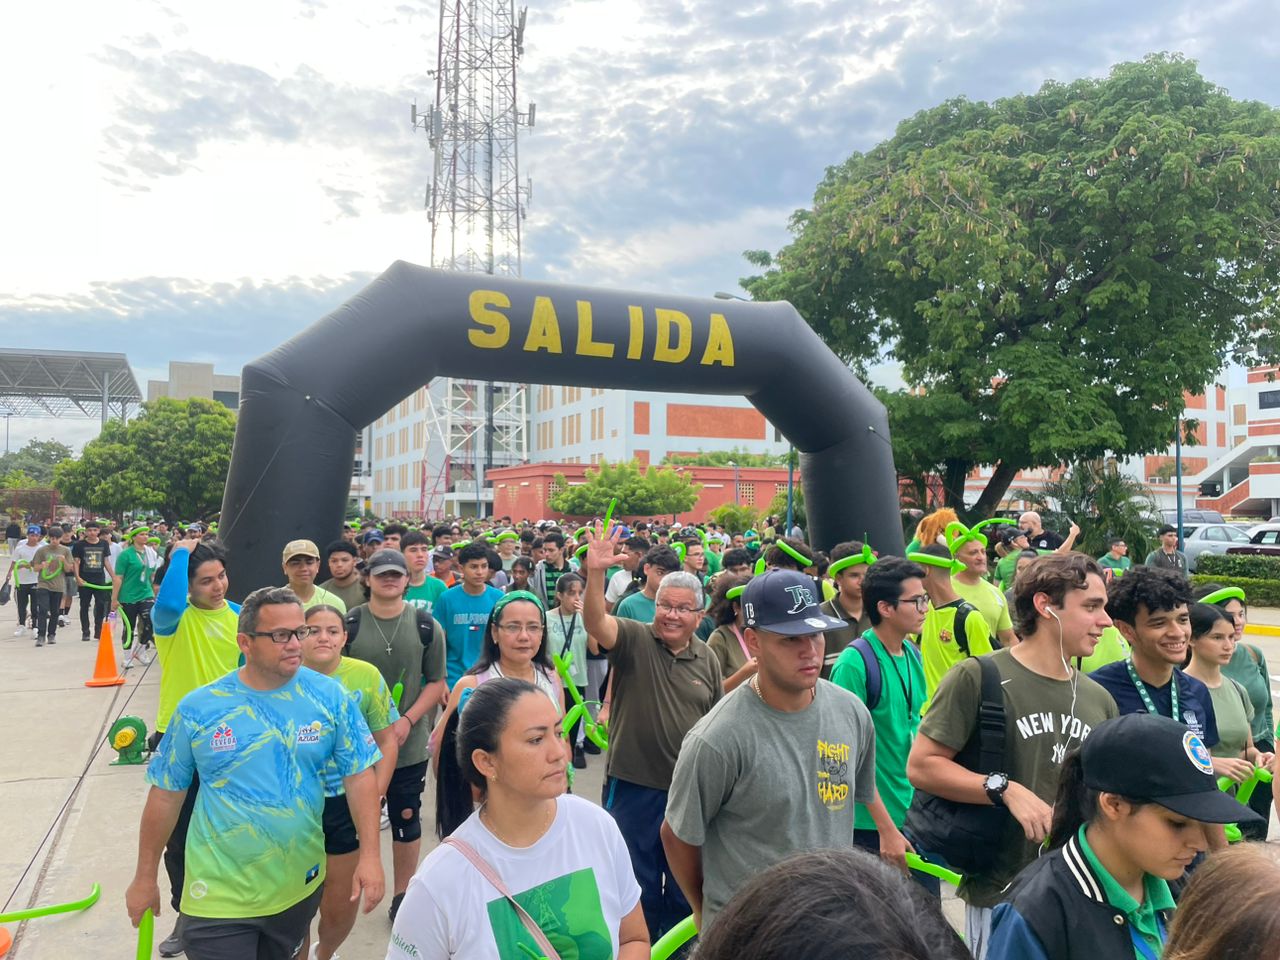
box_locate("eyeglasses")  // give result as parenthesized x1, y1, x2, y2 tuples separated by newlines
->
(497, 622, 545, 636)
(250, 626, 317, 644)
(656, 602, 700, 617)
(892, 595, 930, 613)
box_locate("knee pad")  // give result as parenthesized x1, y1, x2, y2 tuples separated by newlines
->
(389, 795, 422, 843)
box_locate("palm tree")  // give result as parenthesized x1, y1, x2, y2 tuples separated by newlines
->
(1012, 460, 1161, 560)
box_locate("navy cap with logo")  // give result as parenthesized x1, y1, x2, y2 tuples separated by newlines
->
(741, 569, 846, 637)
(1081, 713, 1264, 825)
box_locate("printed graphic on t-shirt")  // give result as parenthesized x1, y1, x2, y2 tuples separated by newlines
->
(1012, 709, 1096, 764)
(816, 739, 851, 810)
(485, 868, 610, 960)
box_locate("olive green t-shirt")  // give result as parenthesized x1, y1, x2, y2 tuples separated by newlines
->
(605, 618, 723, 791)
(1205, 677, 1254, 759)
(1223, 642, 1275, 744)
(344, 603, 446, 768)
(32, 543, 73, 592)
(819, 594, 871, 679)
(706, 624, 749, 680)
(919, 648, 1118, 907)
(320, 577, 367, 613)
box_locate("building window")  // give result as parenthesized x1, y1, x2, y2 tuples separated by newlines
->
(1260, 390, 1280, 410)
(742, 485, 755, 506)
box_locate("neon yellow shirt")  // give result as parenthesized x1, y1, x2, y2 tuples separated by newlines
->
(155, 603, 242, 733)
(919, 599, 994, 708)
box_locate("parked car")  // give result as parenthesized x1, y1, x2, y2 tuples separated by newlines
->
(1178, 523, 1253, 572)
(1161, 509, 1226, 526)
(1227, 523, 1280, 559)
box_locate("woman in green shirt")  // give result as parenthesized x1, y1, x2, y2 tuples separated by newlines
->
(111, 526, 156, 647)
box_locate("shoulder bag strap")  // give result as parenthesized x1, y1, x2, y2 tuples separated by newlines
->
(442, 836, 562, 960)
(975, 656, 1007, 774)
(850, 636, 881, 710)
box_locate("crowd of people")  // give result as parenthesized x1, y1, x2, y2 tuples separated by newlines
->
(3, 507, 1278, 960)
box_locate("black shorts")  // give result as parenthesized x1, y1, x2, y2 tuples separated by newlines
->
(322, 794, 359, 856)
(180, 886, 323, 960)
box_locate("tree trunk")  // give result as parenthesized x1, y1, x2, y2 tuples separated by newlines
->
(941, 459, 971, 509)
(971, 460, 1022, 517)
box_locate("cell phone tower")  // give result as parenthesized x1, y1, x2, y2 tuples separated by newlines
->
(402, 0, 535, 520)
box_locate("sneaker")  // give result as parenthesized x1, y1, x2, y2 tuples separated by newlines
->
(58, 616, 67, 627)
(35, 635, 45, 647)
(389, 891, 405, 922)
(82, 633, 92, 642)
(572, 745, 587, 769)
(13, 625, 27, 637)
(158, 918, 184, 957)
(583, 740, 601, 755)
(47, 636, 56, 645)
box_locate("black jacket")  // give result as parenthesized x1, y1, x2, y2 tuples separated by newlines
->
(987, 835, 1173, 960)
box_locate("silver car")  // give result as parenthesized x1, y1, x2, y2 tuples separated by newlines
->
(1179, 523, 1253, 572)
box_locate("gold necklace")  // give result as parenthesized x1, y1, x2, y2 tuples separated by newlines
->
(480, 801, 555, 848)
(750, 674, 815, 707)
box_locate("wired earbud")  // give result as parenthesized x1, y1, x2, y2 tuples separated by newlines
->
(1045, 604, 1081, 755)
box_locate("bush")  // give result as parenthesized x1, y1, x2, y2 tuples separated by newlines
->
(1195, 554, 1280, 580)
(1190, 575, 1280, 607)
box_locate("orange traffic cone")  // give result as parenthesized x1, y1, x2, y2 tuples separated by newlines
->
(85, 618, 125, 688)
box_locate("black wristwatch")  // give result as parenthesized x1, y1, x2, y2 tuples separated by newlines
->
(983, 772, 1009, 807)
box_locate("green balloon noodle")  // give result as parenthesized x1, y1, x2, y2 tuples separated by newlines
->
(907, 551, 967, 576)
(553, 651, 608, 750)
(392, 668, 406, 711)
(650, 915, 698, 960)
(725, 585, 745, 601)
(828, 543, 877, 576)
(775, 541, 813, 568)
(905, 853, 963, 887)
(1217, 766, 1272, 843)
(0, 882, 101, 923)
(753, 557, 767, 576)
(136, 908, 154, 960)
(603, 497, 618, 530)
(672, 542, 686, 564)
(1201, 586, 1247, 606)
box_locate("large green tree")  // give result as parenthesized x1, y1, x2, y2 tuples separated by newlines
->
(745, 54, 1280, 513)
(54, 397, 235, 521)
(549, 460, 701, 518)
(0, 438, 72, 486)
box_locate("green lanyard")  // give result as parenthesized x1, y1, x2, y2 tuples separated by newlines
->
(1125, 658, 1179, 723)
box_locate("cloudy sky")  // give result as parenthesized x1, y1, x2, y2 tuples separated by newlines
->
(2, 0, 1276, 451)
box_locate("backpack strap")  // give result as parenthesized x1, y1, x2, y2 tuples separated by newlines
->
(953, 601, 979, 657)
(850, 635, 882, 711)
(414, 607, 436, 648)
(975, 656, 1007, 775)
(443, 837, 562, 960)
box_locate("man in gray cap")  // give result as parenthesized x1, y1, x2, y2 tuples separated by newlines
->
(661, 568, 879, 933)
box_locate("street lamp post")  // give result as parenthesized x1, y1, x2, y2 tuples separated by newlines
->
(785, 446, 796, 536)
(1175, 417, 1184, 551)
(728, 461, 739, 505)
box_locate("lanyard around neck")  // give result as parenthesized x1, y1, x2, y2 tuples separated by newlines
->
(1126, 658, 1179, 722)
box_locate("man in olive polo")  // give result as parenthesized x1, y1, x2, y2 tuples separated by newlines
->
(582, 526, 723, 943)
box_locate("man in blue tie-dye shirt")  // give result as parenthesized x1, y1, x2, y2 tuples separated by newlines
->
(125, 586, 384, 960)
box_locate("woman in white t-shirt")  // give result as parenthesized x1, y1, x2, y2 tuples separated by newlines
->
(389, 678, 648, 960)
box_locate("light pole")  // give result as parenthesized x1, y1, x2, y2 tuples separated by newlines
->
(785, 447, 796, 536)
(1175, 417, 1184, 551)
(728, 460, 739, 505)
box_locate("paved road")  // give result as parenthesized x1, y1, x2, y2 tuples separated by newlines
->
(0, 600, 1275, 958)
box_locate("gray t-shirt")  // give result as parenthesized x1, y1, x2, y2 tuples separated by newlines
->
(664, 679, 877, 930)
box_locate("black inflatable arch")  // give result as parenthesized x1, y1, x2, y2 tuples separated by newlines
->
(219, 262, 903, 598)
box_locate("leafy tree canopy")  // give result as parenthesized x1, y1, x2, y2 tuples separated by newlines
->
(707, 503, 759, 534)
(663, 449, 787, 467)
(0, 438, 72, 486)
(54, 397, 236, 522)
(549, 460, 701, 518)
(744, 53, 1280, 513)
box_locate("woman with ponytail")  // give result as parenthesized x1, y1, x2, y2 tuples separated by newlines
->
(986, 714, 1263, 960)
(391, 678, 648, 960)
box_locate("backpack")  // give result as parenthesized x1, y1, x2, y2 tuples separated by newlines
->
(946, 599, 979, 656)
(344, 604, 436, 655)
(849, 635, 924, 711)
(902, 656, 1010, 874)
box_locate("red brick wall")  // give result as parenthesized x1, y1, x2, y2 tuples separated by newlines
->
(633, 402, 650, 436)
(666, 403, 765, 440)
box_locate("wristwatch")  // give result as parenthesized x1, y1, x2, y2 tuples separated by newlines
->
(983, 772, 1010, 807)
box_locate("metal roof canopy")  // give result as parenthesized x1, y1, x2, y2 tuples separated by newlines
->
(0, 348, 141, 423)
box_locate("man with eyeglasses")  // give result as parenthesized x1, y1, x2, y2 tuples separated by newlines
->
(148, 537, 243, 957)
(663, 569, 874, 933)
(343, 548, 447, 922)
(583, 527, 723, 944)
(282, 539, 347, 613)
(127, 587, 384, 960)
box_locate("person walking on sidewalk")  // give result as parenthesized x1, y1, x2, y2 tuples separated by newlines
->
(30, 526, 72, 646)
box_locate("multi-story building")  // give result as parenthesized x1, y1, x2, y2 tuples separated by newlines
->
(146, 361, 241, 410)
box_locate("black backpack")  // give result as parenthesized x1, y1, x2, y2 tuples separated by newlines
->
(903, 656, 1010, 874)
(344, 604, 436, 655)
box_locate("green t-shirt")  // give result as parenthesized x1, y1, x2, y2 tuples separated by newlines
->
(1096, 553, 1132, 573)
(324, 656, 398, 794)
(1205, 677, 1254, 759)
(829, 630, 926, 830)
(919, 599, 994, 706)
(319, 577, 366, 613)
(704, 549, 722, 576)
(115, 546, 156, 604)
(919, 649, 1119, 907)
(1223, 642, 1275, 744)
(1078, 826, 1174, 959)
(405, 577, 447, 615)
(614, 591, 656, 624)
(994, 553, 1020, 591)
(32, 543, 73, 591)
(1076, 626, 1129, 674)
(301, 585, 346, 614)
(952, 577, 1013, 638)
(154, 602, 242, 734)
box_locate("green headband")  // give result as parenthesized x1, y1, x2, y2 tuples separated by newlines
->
(574, 543, 589, 560)
(753, 557, 767, 575)
(1201, 587, 1246, 606)
(492, 531, 520, 543)
(829, 544, 876, 575)
(576, 528, 591, 541)
(492, 590, 546, 619)
(673, 542, 687, 563)
(126, 526, 150, 540)
(945, 521, 987, 556)
(908, 551, 966, 575)
(775, 541, 813, 568)
(726, 585, 746, 600)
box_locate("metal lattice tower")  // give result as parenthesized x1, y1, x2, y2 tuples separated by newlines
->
(406, 0, 534, 518)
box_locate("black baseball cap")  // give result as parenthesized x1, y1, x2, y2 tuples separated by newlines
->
(367, 549, 408, 577)
(1082, 714, 1264, 825)
(741, 569, 845, 637)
